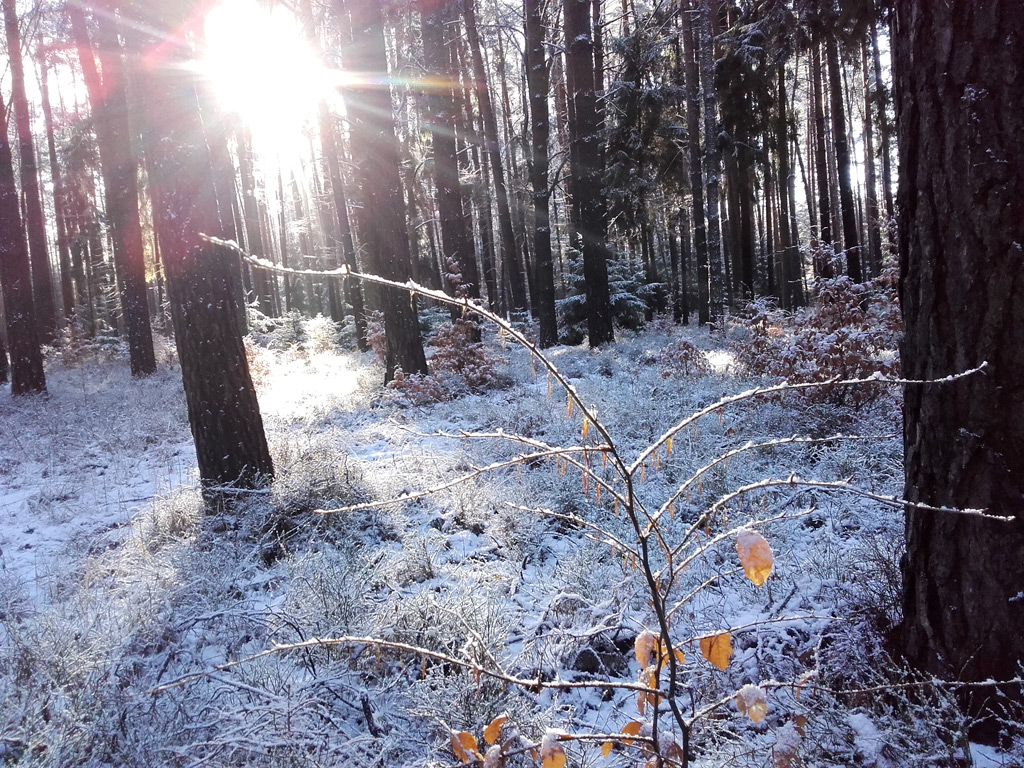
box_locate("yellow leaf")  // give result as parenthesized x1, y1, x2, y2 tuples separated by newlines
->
(621, 720, 643, 747)
(700, 632, 732, 670)
(673, 648, 686, 666)
(634, 630, 658, 668)
(601, 741, 614, 757)
(540, 734, 566, 768)
(484, 715, 508, 745)
(735, 684, 768, 723)
(736, 530, 774, 587)
(568, 395, 573, 418)
(451, 730, 479, 763)
(666, 436, 673, 456)
(582, 416, 589, 440)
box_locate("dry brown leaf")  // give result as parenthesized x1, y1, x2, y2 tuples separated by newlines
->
(634, 630, 658, 668)
(736, 529, 774, 587)
(483, 715, 508, 745)
(450, 730, 479, 763)
(700, 632, 733, 670)
(601, 740, 614, 757)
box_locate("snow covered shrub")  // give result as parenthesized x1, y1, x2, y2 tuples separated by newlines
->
(270, 434, 363, 514)
(659, 337, 713, 378)
(381, 366, 452, 406)
(732, 262, 901, 405)
(303, 314, 342, 355)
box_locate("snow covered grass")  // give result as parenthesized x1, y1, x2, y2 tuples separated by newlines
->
(0, 315, 1020, 767)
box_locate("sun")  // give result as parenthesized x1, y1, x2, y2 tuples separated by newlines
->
(200, 0, 332, 148)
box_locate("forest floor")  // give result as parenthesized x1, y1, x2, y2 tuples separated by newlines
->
(0, 313, 1019, 767)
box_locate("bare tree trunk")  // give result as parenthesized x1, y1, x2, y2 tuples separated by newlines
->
(825, 35, 862, 282)
(69, 3, 157, 375)
(525, 0, 557, 347)
(896, 0, 1024, 727)
(463, 0, 527, 312)
(681, 6, 709, 325)
(3, 0, 57, 340)
(129, 0, 272, 489)
(564, 0, 614, 345)
(697, 0, 723, 321)
(37, 43, 75, 321)
(0, 92, 46, 394)
(421, 0, 479, 303)
(336, 0, 426, 381)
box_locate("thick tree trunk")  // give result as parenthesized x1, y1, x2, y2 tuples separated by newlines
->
(69, 4, 157, 376)
(338, 0, 427, 381)
(0, 93, 46, 395)
(3, 0, 57, 341)
(525, 0, 557, 347)
(895, 0, 1024, 722)
(564, 0, 614, 346)
(130, 1, 273, 489)
(825, 35, 862, 282)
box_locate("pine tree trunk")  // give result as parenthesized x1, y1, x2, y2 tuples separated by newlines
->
(421, 0, 479, 302)
(564, 0, 614, 346)
(861, 40, 882, 278)
(682, 6, 709, 325)
(811, 43, 834, 277)
(525, 0, 558, 347)
(775, 64, 801, 310)
(235, 128, 275, 317)
(338, 0, 427, 381)
(463, 0, 527, 312)
(895, 0, 1024, 722)
(3, 0, 57, 341)
(37, 44, 75, 321)
(825, 35, 862, 282)
(69, 4, 157, 376)
(697, 0, 724, 321)
(0, 92, 46, 395)
(130, 2, 273, 489)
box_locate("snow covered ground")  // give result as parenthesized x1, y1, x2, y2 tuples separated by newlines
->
(0, 317, 1019, 767)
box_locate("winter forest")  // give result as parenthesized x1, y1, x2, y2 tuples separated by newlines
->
(0, 0, 1021, 765)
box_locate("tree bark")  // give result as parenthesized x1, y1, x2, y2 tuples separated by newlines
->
(0, 92, 46, 395)
(37, 42, 75, 321)
(337, 0, 427, 381)
(697, 0, 723, 321)
(69, 4, 158, 376)
(895, 0, 1024, 722)
(525, 0, 557, 347)
(128, 0, 273, 489)
(421, 0, 480, 303)
(463, 0, 527, 312)
(564, 0, 614, 346)
(681, 6, 709, 326)
(3, 0, 57, 341)
(825, 34, 862, 282)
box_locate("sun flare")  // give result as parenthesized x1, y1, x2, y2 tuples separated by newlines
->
(201, 0, 331, 146)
